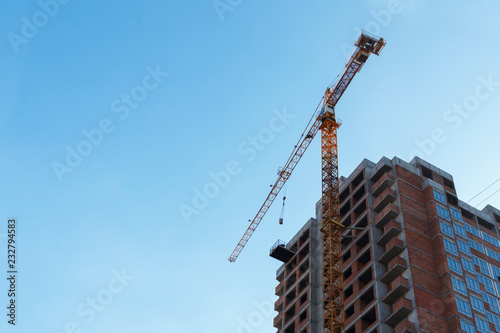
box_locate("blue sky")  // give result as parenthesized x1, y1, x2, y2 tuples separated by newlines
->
(1, 1, 500, 332)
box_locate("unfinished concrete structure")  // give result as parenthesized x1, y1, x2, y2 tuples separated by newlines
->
(271, 156, 500, 333)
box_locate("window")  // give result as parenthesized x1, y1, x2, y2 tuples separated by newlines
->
(465, 224, 481, 237)
(495, 281, 500, 296)
(482, 232, 500, 247)
(454, 223, 468, 238)
(461, 319, 476, 332)
(450, 206, 463, 222)
(469, 240, 485, 254)
(448, 257, 462, 274)
(456, 297, 472, 316)
(488, 312, 500, 331)
(473, 256, 491, 276)
(478, 275, 496, 295)
(463, 258, 476, 273)
(444, 238, 458, 255)
(452, 276, 467, 295)
(440, 221, 454, 238)
(458, 239, 472, 255)
(466, 275, 481, 293)
(491, 265, 500, 281)
(486, 248, 500, 262)
(460, 319, 476, 333)
(475, 316, 490, 333)
(471, 296, 486, 314)
(437, 204, 450, 221)
(482, 292, 500, 314)
(434, 189, 447, 205)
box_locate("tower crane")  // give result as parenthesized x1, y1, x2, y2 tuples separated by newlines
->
(229, 31, 385, 333)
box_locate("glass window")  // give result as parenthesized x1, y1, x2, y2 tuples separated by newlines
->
(491, 265, 500, 280)
(437, 204, 450, 221)
(475, 316, 490, 333)
(471, 296, 486, 314)
(460, 319, 476, 333)
(463, 258, 476, 273)
(448, 257, 462, 274)
(482, 232, 500, 247)
(458, 239, 472, 255)
(467, 275, 481, 293)
(488, 312, 500, 331)
(456, 297, 472, 316)
(440, 221, 454, 238)
(486, 248, 500, 262)
(465, 224, 481, 237)
(450, 206, 463, 222)
(473, 256, 491, 276)
(478, 275, 496, 295)
(470, 240, 485, 254)
(434, 189, 447, 205)
(452, 276, 467, 295)
(454, 223, 468, 238)
(444, 238, 458, 255)
(495, 281, 500, 297)
(482, 292, 500, 314)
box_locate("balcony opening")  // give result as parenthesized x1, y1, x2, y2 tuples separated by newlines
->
(357, 249, 371, 270)
(353, 185, 366, 204)
(478, 216, 494, 231)
(356, 233, 370, 252)
(286, 258, 297, 274)
(344, 285, 353, 300)
(341, 202, 351, 218)
(299, 260, 309, 276)
(343, 267, 352, 281)
(285, 289, 296, 307)
(300, 293, 308, 305)
(356, 215, 368, 229)
(359, 268, 373, 289)
(421, 166, 433, 179)
(342, 215, 352, 229)
(285, 305, 296, 323)
(340, 188, 350, 203)
(352, 172, 364, 189)
(354, 201, 367, 220)
(343, 249, 351, 263)
(345, 305, 354, 320)
(443, 177, 455, 189)
(360, 287, 375, 310)
(299, 229, 310, 247)
(446, 192, 458, 206)
(298, 276, 309, 293)
(298, 246, 309, 262)
(361, 308, 376, 331)
(284, 322, 295, 333)
(346, 327, 355, 333)
(299, 309, 307, 323)
(342, 232, 353, 248)
(461, 208, 474, 220)
(286, 273, 297, 291)
(494, 214, 500, 224)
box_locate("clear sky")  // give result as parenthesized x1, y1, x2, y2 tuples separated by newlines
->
(1, 1, 500, 332)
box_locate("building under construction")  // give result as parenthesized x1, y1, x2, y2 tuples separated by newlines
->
(271, 156, 500, 333)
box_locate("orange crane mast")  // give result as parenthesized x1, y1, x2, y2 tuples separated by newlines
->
(229, 31, 385, 333)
